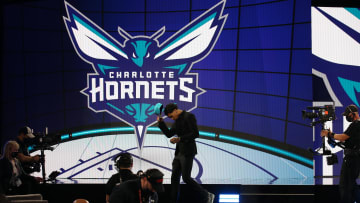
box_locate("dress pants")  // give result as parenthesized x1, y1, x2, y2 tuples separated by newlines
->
(170, 153, 208, 203)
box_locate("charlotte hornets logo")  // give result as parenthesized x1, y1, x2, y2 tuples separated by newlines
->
(63, 1, 227, 148)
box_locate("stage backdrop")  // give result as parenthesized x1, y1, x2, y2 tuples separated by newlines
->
(1, 0, 312, 184)
(312, 6, 360, 184)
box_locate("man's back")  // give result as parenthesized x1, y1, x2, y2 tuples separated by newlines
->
(109, 179, 140, 203)
(106, 169, 138, 196)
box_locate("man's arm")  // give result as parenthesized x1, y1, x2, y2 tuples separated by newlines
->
(17, 153, 39, 163)
(321, 130, 350, 142)
(179, 113, 199, 142)
(106, 175, 117, 203)
(333, 133, 350, 142)
(157, 117, 176, 138)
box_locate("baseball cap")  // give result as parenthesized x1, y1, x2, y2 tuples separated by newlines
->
(342, 104, 358, 116)
(145, 168, 164, 193)
(18, 126, 35, 139)
(154, 103, 163, 116)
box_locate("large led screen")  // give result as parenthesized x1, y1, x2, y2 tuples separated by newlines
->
(2, 0, 312, 184)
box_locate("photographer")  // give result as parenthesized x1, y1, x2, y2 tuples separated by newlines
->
(106, 153, 138, 203)
(15, 126, 41, 174)
(109, 168, 164, 203)
(321, 104, 360, 203)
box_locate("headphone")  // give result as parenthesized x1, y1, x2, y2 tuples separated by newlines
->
(113, 153, 133, 171)
(347, 106, 356, 116)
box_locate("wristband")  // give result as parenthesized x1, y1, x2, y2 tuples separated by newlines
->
(328, 131, 335, 138)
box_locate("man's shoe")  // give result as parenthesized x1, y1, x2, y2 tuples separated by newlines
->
(207, 192, 215, 203)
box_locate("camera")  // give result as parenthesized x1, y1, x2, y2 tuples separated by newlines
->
(302, 105, 340, 165)
(302, 105, 336, 126)
(30, 132, 61, 151)
(26, 131, 61, 179)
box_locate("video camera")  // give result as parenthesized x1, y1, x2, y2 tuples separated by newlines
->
(302, 105, 336, 126)
(27, 129, 61, 183)
(302, 105, 341, 165)
(30, 132, 61, 151)
(25, 132, 61, 173)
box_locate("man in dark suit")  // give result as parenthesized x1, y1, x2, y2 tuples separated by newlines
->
(157, 103, 214, 203)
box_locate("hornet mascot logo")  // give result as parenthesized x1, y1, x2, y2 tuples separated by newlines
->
(63, 1, 227, 149)
(312, 7, 360, 110)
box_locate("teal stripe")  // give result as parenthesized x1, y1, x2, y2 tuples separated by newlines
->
(58, 127, 312, 166)
(72, 127, 134, 138)
(61, 134, 70, 140)
(163, 64, 187, 74)
(219, 134, 313, 166)
(107, 103, 125, 114)
(199, 131, 215, 138)
(148, 127, 161, 132)
(345, 8, 360, 20)
(72, 14, 125, 56)
(98, 65, 119, 75)
(158, 12, 217, 55)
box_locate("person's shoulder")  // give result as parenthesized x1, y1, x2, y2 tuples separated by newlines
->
(108, 173, 120, 181)
(124, 178, 139, 185)
(111, 172, 120, 178)
(184, 111, 196, 119)
(120, 170, 138, 181)
(183, 110, 192, 116)
(352, 120, 360, 127)
(128, 173, 138, 181)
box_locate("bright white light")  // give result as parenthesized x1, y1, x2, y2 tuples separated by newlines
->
(219, 194, 239, 203)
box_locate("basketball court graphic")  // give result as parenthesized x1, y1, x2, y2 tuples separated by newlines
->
(32, 132, 312, 184)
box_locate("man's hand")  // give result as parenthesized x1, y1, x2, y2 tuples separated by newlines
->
(157, 116, 163, 122)
(34, 177, 43, 183)
(170, 137, 180, 144)
(321, 130, 330, 137)
(32, 155, 40, 162)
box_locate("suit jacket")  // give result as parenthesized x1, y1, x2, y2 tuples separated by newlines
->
(158, 111, 199, 156)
